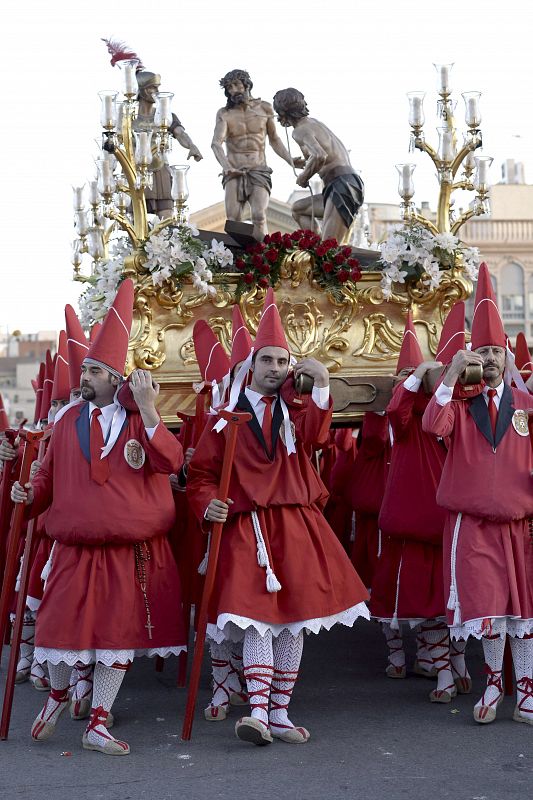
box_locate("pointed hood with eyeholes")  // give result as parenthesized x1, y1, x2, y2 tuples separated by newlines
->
(470, 262, 506, 350)
(396, 312, 423, 374)
(65, 304, 89, 392)
(83, 279, 134, 379)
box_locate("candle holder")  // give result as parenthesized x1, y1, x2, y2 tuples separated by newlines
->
(404, 64, 492, 236)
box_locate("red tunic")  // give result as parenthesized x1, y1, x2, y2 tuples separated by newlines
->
(349, 413, 390, 588)
(370, 385, 446, 622)
(186, 392, 369, 636)
(29, 403, 186, 652)
(422, 385, 533, 636)
(324, 429, 358, 552)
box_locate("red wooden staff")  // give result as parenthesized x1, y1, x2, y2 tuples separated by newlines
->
(0, 430, 43, 672)
(0, 430, 19, 586)
(181, 408, 250, 740)
(0, 429, 50, 739)
(175, 410, 197, 686)
(175, 390, 211, 689)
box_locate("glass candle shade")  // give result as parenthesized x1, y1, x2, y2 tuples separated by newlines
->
(462, 91, 482, 128)
(434, 62, 454, 95)
(98, 91, 118, 129)
(154, 92, 174, 128)
(407, 92, 425, 127)
(134, 130, 153, 166)
(170, 164, 190, 201)
(396, 163, 416, 199)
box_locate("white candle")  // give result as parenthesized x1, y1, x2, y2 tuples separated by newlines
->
(72, 240, 82, 266)
(99, 92, 117, 128)
(72, 185, 84, 211)
(463, 92, 481, 127)
(407, 93, 425, 127)
(155, 95, 172, 127)
(135, 131, 153, 166)
(438, 128, 455, 161)
(475, 157, 493, 189)
(88, 180, 100, 205)
(171, 168, 188, 200)
(395, 164, 415, 199)
(75, 210, 89, 236)
(124, 63, 137, 95)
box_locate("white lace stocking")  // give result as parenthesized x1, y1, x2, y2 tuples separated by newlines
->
(243, 627, 273, 727)
(85, 663, 128, 749)
(510, 634, 533, 719)
(269, 629, 304, 731)
(382, 622, 405, 668)
(208, 640, 232, 708)
(229, 641, 246, 694)
(420, 621, 454, 692)
(16, 612, 35, 676)
(72, 663, 94, 701)
(450, 638, 470, 681)
(415, 625, 433, 674)
(475, 634, 505, 709)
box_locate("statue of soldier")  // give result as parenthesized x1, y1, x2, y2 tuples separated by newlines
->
(212, 69, 303, 240)
(134, 69, 203, 217)
(273, 88, 364, 243)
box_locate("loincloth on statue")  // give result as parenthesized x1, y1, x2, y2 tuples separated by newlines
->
(222, 166, 273, 204)
(322, 167, 365, 229)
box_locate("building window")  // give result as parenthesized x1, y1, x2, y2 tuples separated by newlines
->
(500, 262, 525, 321)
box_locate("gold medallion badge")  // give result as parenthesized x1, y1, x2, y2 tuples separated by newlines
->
(511, 409, 529, 437)
(124, 439, 146, 468)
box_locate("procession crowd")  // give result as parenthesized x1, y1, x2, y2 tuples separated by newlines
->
(0, 261, 532, 755)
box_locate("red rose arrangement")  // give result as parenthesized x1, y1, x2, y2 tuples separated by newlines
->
(234, 229, 362, 297)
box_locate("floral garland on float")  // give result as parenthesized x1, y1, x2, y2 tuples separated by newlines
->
(378, 223, 480, 300)
(78, 222, 234, 326)
(79, 226, 364, 325)
(233, 229, 362, 299)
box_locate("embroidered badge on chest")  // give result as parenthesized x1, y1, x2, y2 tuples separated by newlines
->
(512, 409, 529, 437)
(124, 439, 146, 468)
(279, 420, 297, 448)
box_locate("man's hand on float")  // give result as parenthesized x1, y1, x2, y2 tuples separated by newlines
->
(206, 497, 233, 523)
(413, 360, 443, 380)
(444, 349, 483, 388)
(293, 357, 329, 389)
(11, 480, 34, 505)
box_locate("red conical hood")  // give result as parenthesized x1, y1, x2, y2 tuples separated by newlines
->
(90, 322, 102, 343)
(230, 305, 253, 370)
(515, 332, 533, 378)
(253, 288, 289, 354)
(65, 304, 89, 391)
(193, 320, 230, 383)
(84, 280, 134, 378)
(470, 262, 506, 349)
(0, 391, 9, 432)
(52, 331, 70, 401)
(396, 312, 424, 373)
(40, 350, 55, 420)
(436, 302, 466, 365)
(33, 362, 45, 424)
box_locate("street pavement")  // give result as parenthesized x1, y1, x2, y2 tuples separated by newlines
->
(1, 619, 532, 800)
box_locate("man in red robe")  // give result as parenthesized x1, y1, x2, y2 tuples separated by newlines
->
(370, 313, 457, 701)
(12, 280, 185, 755)
(187, 288, 369, 746)
(423, 264, 533, 725)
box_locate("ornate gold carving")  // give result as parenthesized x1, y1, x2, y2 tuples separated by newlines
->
(280, 251, 313, 287)
(352, 313, 404, 360)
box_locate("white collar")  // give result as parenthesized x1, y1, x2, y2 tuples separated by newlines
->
(482, 381, 504, 399)
(245, 387, 277, 408)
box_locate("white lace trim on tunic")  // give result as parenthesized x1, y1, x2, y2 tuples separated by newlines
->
(373, 616, 445, 630)
(450, 616, 533, 641)
(34, 646, 186, 666)
(206, 602, 370, 644)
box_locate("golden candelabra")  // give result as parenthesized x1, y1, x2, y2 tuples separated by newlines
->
(71, 58, 189, 283)
(398, 62, 492, 236)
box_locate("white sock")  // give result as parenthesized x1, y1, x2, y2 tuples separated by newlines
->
(420, 621, 454, 692)
(415, 626, 433, 673)
(228, 642, 246, 695)
(382, 622, 405, 668)
(510, 634, 533, 719)
(475, 634, 505, 709)
(31, 661, 71, 736)
(16, 612, 35, 677)
(85, 663, 128, 748)
(208, 640, 232, 708)
(72, 664, 94, 702)
(30, 658, 49, 687)
(243, 628, 273, 727)
(269, 629, 304, 731)
(450, 638, 470, 681)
